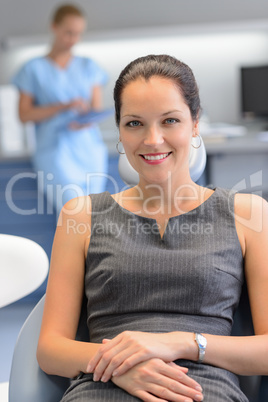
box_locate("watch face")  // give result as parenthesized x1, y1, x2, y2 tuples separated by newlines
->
(200, 338, 206, 347)
(197, 334, 207, 347)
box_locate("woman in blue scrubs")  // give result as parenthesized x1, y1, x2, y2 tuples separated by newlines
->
(12, 4, 108, 213)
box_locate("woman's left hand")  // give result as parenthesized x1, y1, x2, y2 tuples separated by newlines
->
(87, 331, 194, 382)
(111, 359, 203, 401)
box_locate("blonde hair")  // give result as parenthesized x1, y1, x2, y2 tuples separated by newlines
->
(51, 4, 85, 25)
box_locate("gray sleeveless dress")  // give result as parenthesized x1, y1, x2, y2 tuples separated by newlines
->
(61, 188, 248, 402)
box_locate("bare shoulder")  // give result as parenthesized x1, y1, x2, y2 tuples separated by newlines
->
(54, 196, 92, 256)
(234, 192, 268, 234)
(57, 195, 92, 227)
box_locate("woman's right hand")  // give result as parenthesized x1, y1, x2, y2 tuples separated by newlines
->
(111, 358, 203, 402)
(66, 98, 89, 113)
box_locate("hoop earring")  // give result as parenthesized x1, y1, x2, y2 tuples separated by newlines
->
(191, 134, 202, 149)
(116, 140, 125, 154)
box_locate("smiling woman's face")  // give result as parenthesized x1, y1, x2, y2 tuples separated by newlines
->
(119, 76, 199, 186)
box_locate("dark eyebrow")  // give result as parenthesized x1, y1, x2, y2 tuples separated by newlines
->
(121, 114, 141, 119)
(122, 110, 182, 119)
(162, 110, 182, 116)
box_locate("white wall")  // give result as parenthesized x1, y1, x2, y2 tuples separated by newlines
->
(80, 29, 268, 124)
(1, 0, 268, 40)
(1, 23, 268, 141)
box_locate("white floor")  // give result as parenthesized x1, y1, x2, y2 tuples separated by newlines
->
(0, 301, 35, 383)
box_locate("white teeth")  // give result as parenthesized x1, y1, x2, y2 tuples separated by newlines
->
(143, 153, 169, 161)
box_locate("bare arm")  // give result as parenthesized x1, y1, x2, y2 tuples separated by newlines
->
(90, 86, 103, 110)
(18, 91, 92, 124)
(36, 196, 102, 378)
(18, 92, 70, 123)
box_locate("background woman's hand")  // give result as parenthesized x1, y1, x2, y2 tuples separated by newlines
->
(111, 358, 203, 402)
(66, 98, 90, 113)
(87, 331, 195, 382)
(69, 121, 92, 130)
(64, 98, 92, 130)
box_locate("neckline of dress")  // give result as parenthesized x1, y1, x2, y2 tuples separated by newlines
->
(106, 187, 218, 223)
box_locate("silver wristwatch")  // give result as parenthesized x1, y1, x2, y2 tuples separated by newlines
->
(194, 333, 207, 363)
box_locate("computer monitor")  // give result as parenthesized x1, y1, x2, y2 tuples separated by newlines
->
(241, 65, 268, 119)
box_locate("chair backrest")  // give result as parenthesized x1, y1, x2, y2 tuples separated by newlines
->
(9, 294, 88, 402)
(0, 234, 48, 308)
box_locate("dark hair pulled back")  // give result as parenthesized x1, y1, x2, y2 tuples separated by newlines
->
(113, 54, 200, 126)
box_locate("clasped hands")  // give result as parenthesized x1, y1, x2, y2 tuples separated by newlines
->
(86, 331, 203, 402)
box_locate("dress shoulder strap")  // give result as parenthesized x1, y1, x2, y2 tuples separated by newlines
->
(213, 187, 237, 215)
(89, 192, 114, 216)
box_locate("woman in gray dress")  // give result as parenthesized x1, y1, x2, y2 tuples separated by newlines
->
(36, 55, 268, 402)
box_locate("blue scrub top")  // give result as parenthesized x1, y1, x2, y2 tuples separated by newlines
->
(12, 56, 109, 208)
(12, 55, 108, 153)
